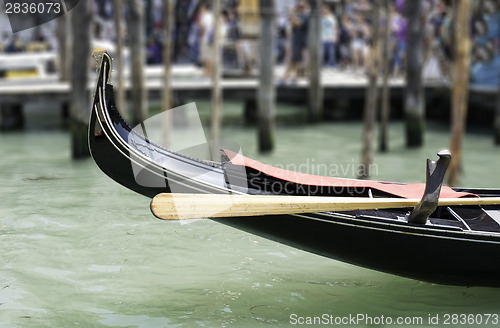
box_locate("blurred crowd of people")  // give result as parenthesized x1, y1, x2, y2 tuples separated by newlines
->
(0, 28, 52, 53)
(277, 0, 456, 84)
(0, 0, 459, 83)
(93, 0, 243, 78)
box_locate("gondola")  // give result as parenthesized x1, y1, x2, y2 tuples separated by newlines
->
(89, 51, 500, 288)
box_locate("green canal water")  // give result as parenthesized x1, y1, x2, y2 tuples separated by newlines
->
(1, 106, 500, 327)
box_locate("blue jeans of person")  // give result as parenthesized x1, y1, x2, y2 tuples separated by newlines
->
(322, 41, 336, 68)
(393, 40, 406, 72)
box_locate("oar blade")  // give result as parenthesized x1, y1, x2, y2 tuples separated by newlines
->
(151, 193, 248, 220)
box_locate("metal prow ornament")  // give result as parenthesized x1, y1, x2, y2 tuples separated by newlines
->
(407, 150, 452, 224)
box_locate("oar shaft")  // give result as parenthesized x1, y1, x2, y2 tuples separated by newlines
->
(150, 193, 500, 220)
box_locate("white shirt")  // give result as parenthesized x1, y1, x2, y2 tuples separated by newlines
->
(321, 14, 338, 43)
(200, 11, 214, 43)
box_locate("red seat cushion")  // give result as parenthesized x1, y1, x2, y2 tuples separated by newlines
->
(222, 149, 473, 199)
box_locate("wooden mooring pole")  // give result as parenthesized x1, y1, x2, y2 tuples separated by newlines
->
(404, 0, 426, 147)
(0, 105, 24, 131)
(379, 0, 391, 152)
(114, 0, 126, 118)
(258, 0, 276, 152)
(359, 0, 381, 179)
(210, 0, 222, 160)
(69, 0, 91, 158)
(448, 0, 472, 186)
(57, 1, 71, 123)
(308, 0, 323, 122)
(57, 4, 70, 83)
(126, 0, 147, 127)
(162, 0, 175, 112)
(161, 0, 175, 148)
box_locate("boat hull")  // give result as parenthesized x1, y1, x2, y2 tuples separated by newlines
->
(89, 52, 500, 287)
(216, 213, 500, 287)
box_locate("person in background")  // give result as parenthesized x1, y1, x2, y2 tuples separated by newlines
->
(276, 10, 289, 64)
(338, 14, 353, 70)
(225, 9, 240, 42)
(198, 2, 214, 78)
(351, 15, 368, 74)
(439, 1, 453, 62)
(0, 33, 9, 52)
(4, 34, 22, 53)
(146, 37, 162, 64)
(429, 0, 447, 42)
(392, 2, 407, 77)
(281, 0, 308, 84)
(321, 4, 338, 69)
(151, 0, 163, 33)
(187, 0, 201, 65)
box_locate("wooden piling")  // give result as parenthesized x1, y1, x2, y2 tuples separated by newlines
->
(359, 0, 381, 179)
(404, 0, 426, 147)
(0, 104, 24, 130)
(161, 0, 175, 148)
(448, 0, 472, 186)
(56, 6, 70, 82)
(379, 0, 391, 152)
(69, 0, 91, 159)
(210, 0, 222, 160)
(114, 0, 126, 118)
(126, 0, 147, 127)
(57, 3, 70, 125)
(244, 99, 258, 125)
(258, 0, 276, 152)
(162, 0, 175, 112)
(307, 0, 323, 122)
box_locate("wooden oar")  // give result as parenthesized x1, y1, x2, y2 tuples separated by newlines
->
(150, 193, 500, 220)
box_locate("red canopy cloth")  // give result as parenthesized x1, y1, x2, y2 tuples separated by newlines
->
(222, 150, 473, 199)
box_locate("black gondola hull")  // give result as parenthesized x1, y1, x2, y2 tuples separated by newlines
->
(89, 52, 500, 287)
